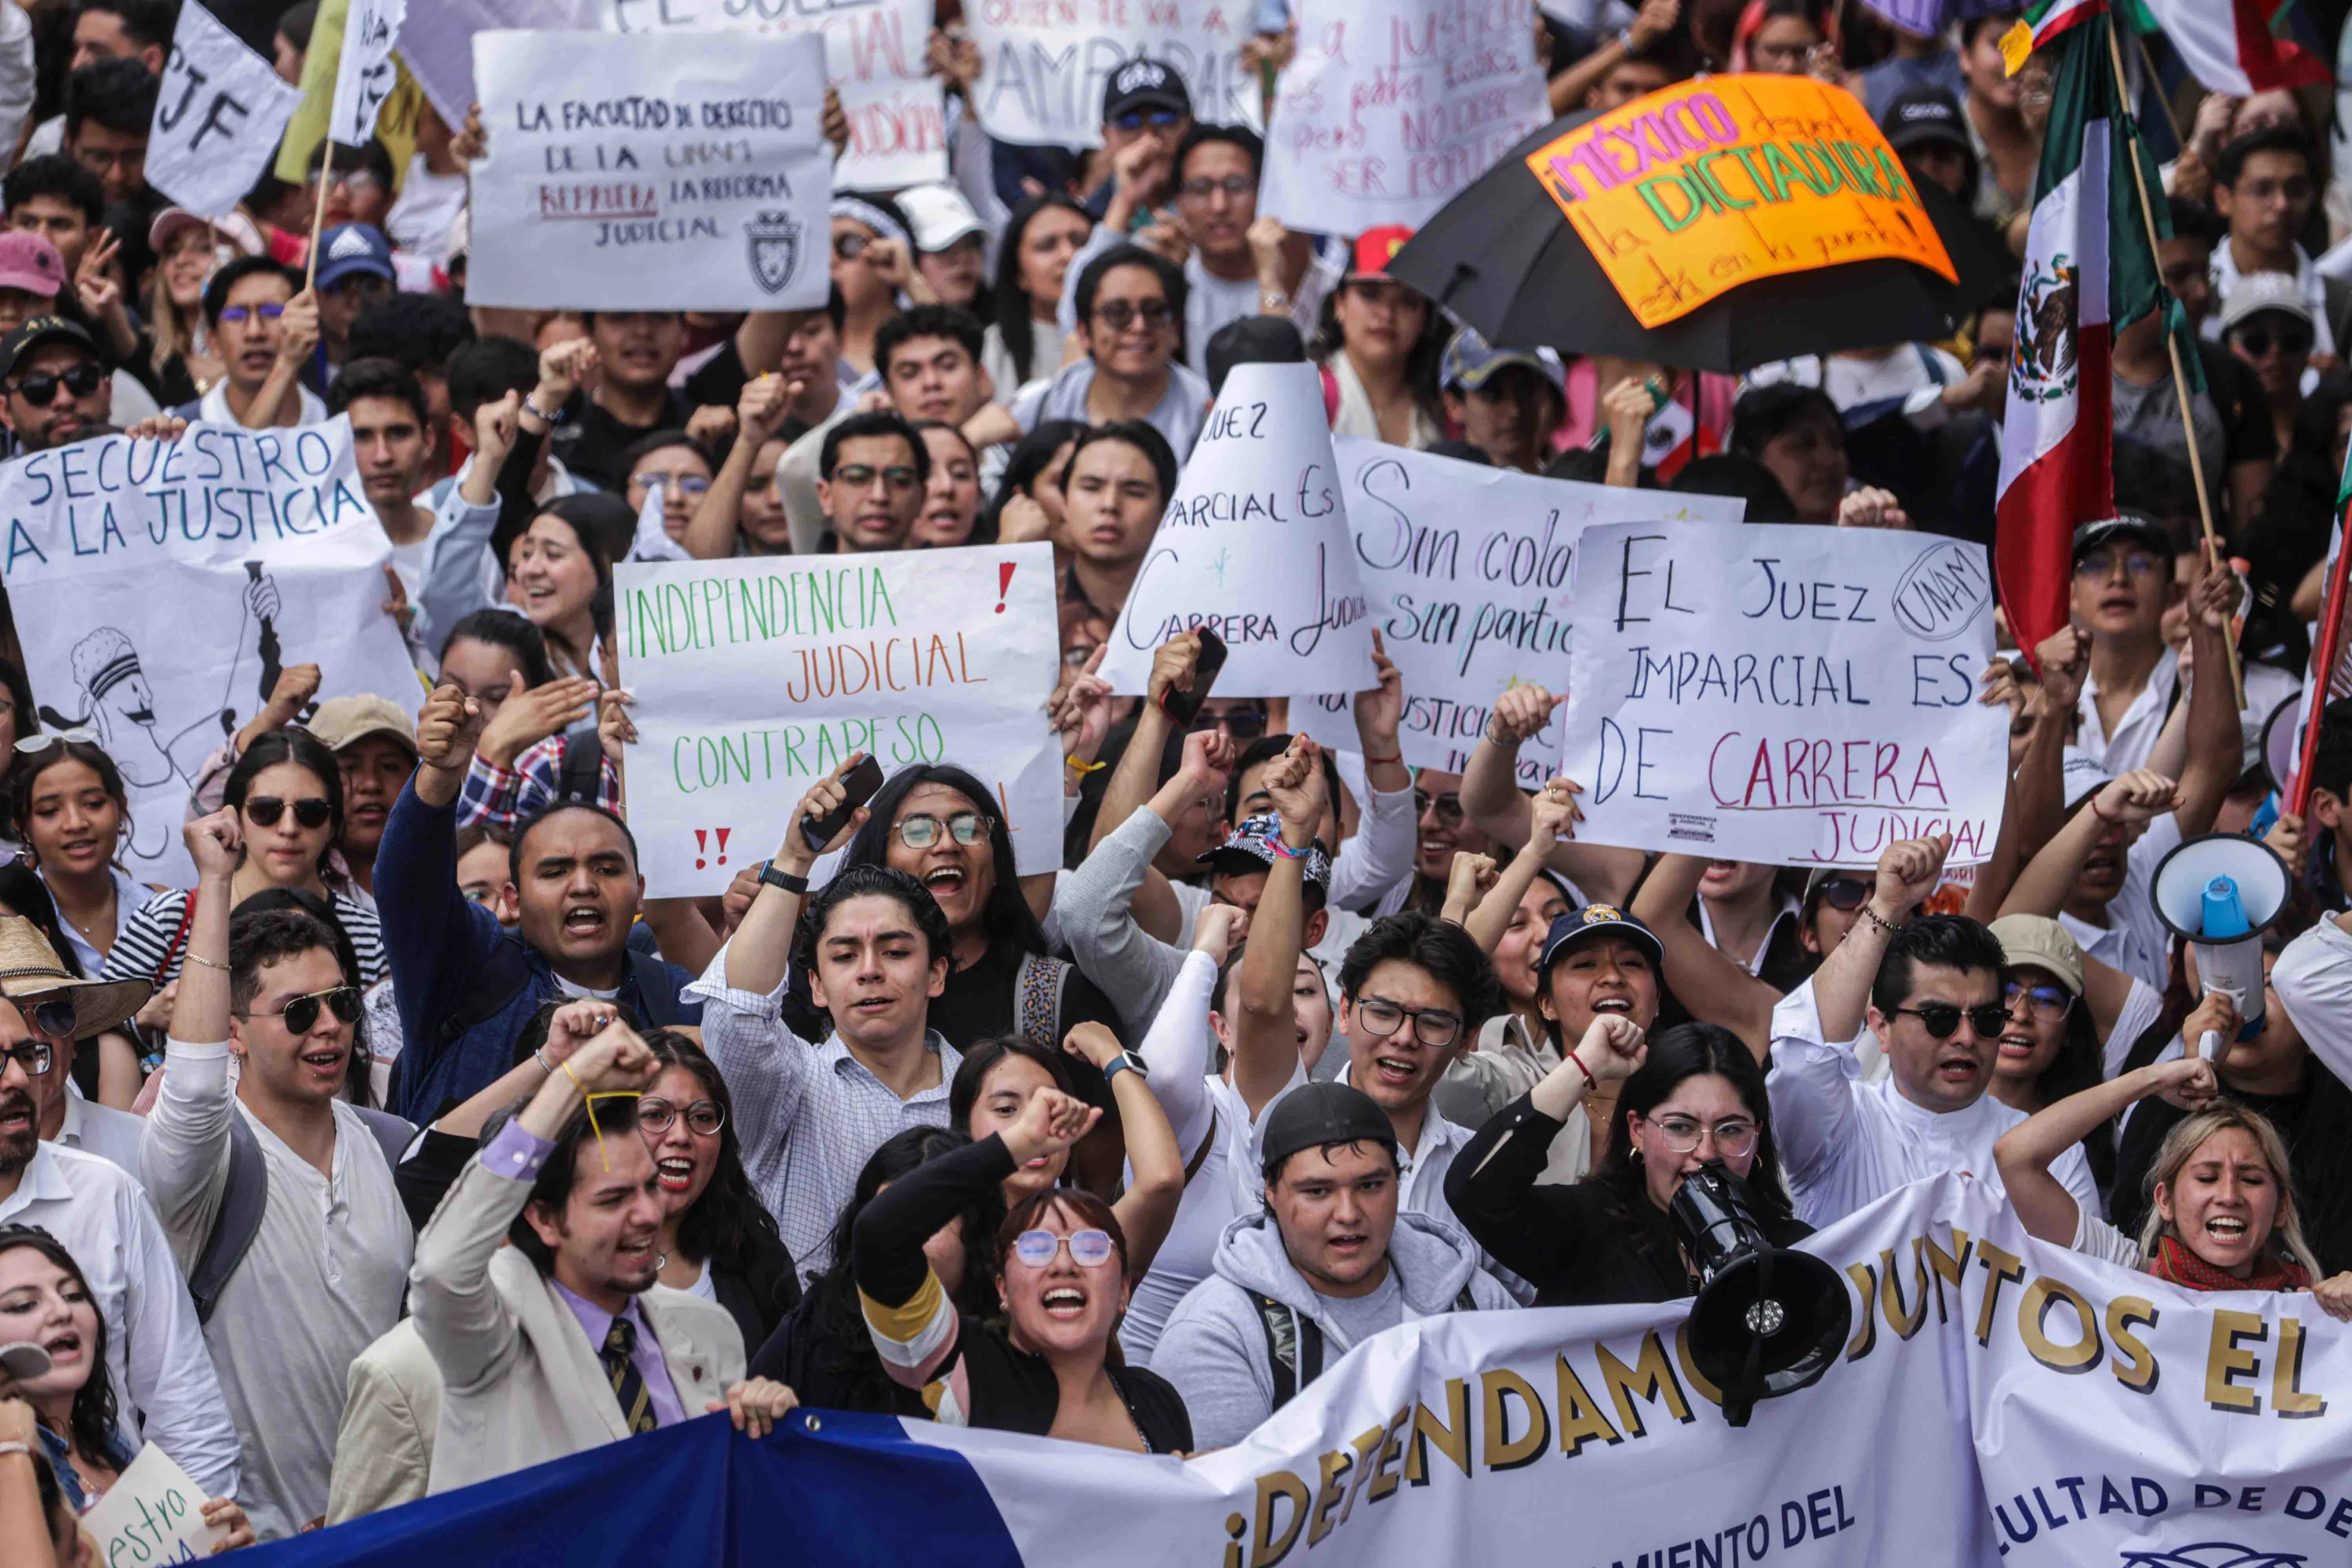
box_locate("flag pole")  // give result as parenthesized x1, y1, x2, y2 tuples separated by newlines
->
(2100, 16, 2245, 710)
(2291, 529, 2352, 816)
(305, 138, 334, 292)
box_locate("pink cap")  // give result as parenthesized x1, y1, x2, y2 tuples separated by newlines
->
(0, 233, 65, 298)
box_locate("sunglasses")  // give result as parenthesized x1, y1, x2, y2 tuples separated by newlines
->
(1890, 1002, 2009, 1040)
(0, 1040, 54, 1077)
(1011, 1228, 1116, 1268)
(1815, 877, 1873, 911)
(18, 996, 78, 1041)
(1092, 298, 1173, 332)
(637, 1097, 725, 1136)
(2234, 328, 2313, 357)
(1414, 790, 1463, 826)
(245, 795, 332, 829)
(217, 302, 285, 324)
(10, 363, 103, 407)
(1111, 109, 1183, 131)
(16, 728, 96, 755)
(834, 232, 871, 260)
(894, 810, 989, 849)
(236, 984, 362, 1035)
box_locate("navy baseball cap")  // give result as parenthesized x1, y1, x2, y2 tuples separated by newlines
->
(1537, 905, 1664, 974)
(314, 224, 394, 292)
(1200, 813, 1334, 893)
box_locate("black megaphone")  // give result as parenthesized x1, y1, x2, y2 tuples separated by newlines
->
(1670, 1160, 1851, 1428)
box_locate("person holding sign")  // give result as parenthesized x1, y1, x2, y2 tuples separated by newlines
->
(180, 256, 323, 428)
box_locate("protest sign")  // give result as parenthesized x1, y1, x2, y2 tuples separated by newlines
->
(1559, 521, 2006, 866)
(965, 0, 1258, 149)
(616, 542, 1062, 897)
(1330, 436, 1744, 782)
(1097, 362, 1376, 701)
(1525, 74, 1958, 328)
(467, 29, 833, 311)
(399, 0, 595, 127)
(329, 0, 405, 146)
(149, 2, 305, 220)
(79, 1444, 229, 1562)
(1258, 0, 1551, 239)
(0, 419, 420, 886)
(598, 0, 947, 189)
(274, 0, 429, 186)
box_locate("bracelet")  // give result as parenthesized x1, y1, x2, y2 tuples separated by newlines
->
(1266, 835, 1307, 861)
(534, 1047, 555, 1076)
(2088, 794, 2118, 825)
(0, 1441, 29, 1459)
(1259, 290, 1291, 310)
(185, 952, 229, 973)
(523, 395, 565, 425)
(559, 1058, 586, 1094)
(1860, 906, 1900, 937)
(1066, 755, 1107, 777)
(1568, 1052, 1597, 1093)
(1362, 752, 1402, 766)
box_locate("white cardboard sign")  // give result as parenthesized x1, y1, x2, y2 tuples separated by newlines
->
(616, 542, 1064, 897)
(1098, 361, 1376, 701)
(1559, 522, 2007, 866)
(148, 2, 305, 220)
(78, 1443, 229, 1564)
(965, 0, 1260, 149)
(329, 0, 408, 145)
(467, 29, 833, 311)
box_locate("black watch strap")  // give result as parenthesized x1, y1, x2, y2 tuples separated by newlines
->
(759, 861, 809, 895)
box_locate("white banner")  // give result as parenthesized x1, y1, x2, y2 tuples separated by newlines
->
(615, 542, 1063, 897)
(467, 29, 832, 311)
(598, 0, 947, 190)
(330, 0, 407, 146)
(1098, 361, 1375, 701)
(398, 0, 596, 128)
(1259, 0, 1551, 239)
(965, 0, 1258, 149)
(0, 420, 420, 886)
(149, 2, 305, 220)
(1334, 436, 1744, 782)
(1560, 522, 2007, 866)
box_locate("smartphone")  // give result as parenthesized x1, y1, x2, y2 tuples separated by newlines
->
(1158, 628, 1227, 727)
(801, 753, 886, 852)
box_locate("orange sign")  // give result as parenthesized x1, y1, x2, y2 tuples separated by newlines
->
(1526, 75, 1957, 328)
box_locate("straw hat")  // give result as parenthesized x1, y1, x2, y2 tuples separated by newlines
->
(0, 915, 153, 1039)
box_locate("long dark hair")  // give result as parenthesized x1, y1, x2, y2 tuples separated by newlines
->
(949, 1035, 1077, 1131)
(497, 497, 621, 677)
(638, 1029, 784, 1279)
(979, 417, 1086, 542)
(2012, 977, 2114, 1187)
(10, 741, 130, 866)
(225, 730, 345, 884)
(839, 763, 1047, 960)
(1594, 1022, 1793, 1223)
(0, 1224, 121, 1472)
(1309, 275, 1448, 433)
(440, 608, 555, 690)
(991, 194, 1090, 385)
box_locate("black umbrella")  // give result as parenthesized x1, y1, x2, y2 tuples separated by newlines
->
(1387, 106, 2012, 374)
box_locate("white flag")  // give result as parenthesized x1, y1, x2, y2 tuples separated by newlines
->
(147, 2, 303, 220)
(330, 0, 407, 146)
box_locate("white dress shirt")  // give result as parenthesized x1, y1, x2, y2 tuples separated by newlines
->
(2270, 916, 2352, 1086)
(1766, 979, 2101, 1230)
(0, 1142, 241, 1499)
(2074, 646, 2179, 777)
(53, 1086, 145, 1181)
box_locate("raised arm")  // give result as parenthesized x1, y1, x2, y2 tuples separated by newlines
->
(721, 756, 868, 997)
(1461, 780, 1583, 953)
(1629, 852, 1780, 1058)
(1090, 632, 1200, 856)
(1965, 629, 2082, 923)
(1997, 771, 2179, 922)
(2172, 561, 2246, 838)
(1138, 905, 1243, 1160)
(1232, 735, 1326, 1119)
(138, 813, 242, 1230)
(1066, 1021, 1184, 1276)
(683, 375, 797, 559)
(1993, 1056, 2217, 1246)
(1813, 835, 1949, 1045)
(1463, 683, 1643, 903)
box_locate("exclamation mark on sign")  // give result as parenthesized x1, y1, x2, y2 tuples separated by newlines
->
(694, 829, 708, 869)
(996, 561, 1013, 613)
(714, 827, 730, 866)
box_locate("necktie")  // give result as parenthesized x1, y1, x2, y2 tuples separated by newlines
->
(601, 1316, 657, 1434)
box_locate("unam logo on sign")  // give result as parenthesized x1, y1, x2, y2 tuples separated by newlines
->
(745, 212, 802, 294)
(2118, 1548, 2306, 1567)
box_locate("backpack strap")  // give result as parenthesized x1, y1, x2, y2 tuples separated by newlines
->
(155, 891, 198, 987)
(555, 730, 606, 804)
(1250, 1290, 1324, 1414)
(188, 1112, 264, 1325)
(1013, 952, 1067, 1046)
(1182, 1107, 1220, 1186)
(355, 1107, 417, 1172)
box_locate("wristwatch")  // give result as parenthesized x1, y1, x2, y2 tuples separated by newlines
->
(759, 861, 809, 895)
(1100, 1050, 1151, 1085)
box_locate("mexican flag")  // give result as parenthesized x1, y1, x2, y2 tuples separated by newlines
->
(2131, 0, 2330, 95)
(1993, 3, 2166, 667)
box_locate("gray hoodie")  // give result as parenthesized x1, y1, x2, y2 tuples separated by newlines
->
(1150, 1207, 1519, 1449)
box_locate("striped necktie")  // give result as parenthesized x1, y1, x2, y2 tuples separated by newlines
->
(600, 1317, 657, 1434)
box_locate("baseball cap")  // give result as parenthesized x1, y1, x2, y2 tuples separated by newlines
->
(307, 694, 416, 757)
(1987, 914, 2085, 996)
(895, 184, 986, 255)
(1260, 1082, 1398, 1176)
(1200, 814, 1334, 893)
(1441, 327, 1566, 395)
(0, 314, 96, 380)
(314, 224, 395, 292)
(1103, 58, 1191, 122)
(1348, 225, 1414, 279)
(149, 207, 265, 261)
(1537, 905, 1664, 974)
(0, 233, 65, 299)
(2059, 746, 2114, 810)
(2070, 514, 2172, 564)
(1880, 87, 1971, 158)
(2217, 271, 2316, 336)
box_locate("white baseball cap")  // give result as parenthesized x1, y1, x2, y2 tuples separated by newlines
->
(896, 185, 986, 255)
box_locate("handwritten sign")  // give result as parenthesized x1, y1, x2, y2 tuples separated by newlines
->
(616, 542, 1063, 897)
(149, 2, 305, 220)
(1098, 361, 1376, 701)
(1525, 74, 1957, 328)
(1559, 523, 2005, 866)
(1258, 0, 1549, 238)
(79, 1443, 228, 1564)
(599, 0, 947, 189)
(329, 0, 407, 145)
(1332, 438, 1744, 782)
(965, 0, 1258, 149)
(467, 29, 832, 311)
(0, 418, 421, 887)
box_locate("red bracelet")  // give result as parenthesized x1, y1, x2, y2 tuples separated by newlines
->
(1363, 752, 1402, 766)
(2088, 794, 2117, 825)
(1569, 1052, 1597, 1093)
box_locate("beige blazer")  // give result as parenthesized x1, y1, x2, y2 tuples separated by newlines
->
(408, 1151, 744, 1496)
(327, 1319, 442, 1525)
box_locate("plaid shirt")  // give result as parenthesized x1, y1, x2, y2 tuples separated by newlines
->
(455, 737, 623, 832)
(686, 942, 961, 1276)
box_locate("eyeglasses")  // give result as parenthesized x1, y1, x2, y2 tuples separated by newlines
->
(319, 170, 383, 195)
(2072, 550, 2162, 581)
(10, 363, 103, 407)
(1189, 706, 1267, 740)
(244, 795, 332, 829)
(2234, 327, 2313, 357)
(217, 302, 285, 325)
(1414, 790, 1463, 826)
(2234, 176, 2313, 204)
(1891, 1001, 2009, 1040)
(894, 810, 989, 849)
(1092, 298, 1173, 332)
(1011, 1228, 1116, 1268)
(1646, 1114, 1759, 1157)
(832, 464, 921, 493)
(1815, 877, 1873, 911)
(0, 1040, 54, 1077)
(2003, 981, 2075, 1021)
(1179, 174, 1254, 199)
(637, 1097, 725, 1136)
(834, 233, 871, 260)
(235, 985, 361, 1035)
(1111, 109, 1183, 131)
(641, 475, 712, 497)
(15, 728, 96, 755)
(1353, 994, 1463, 1049)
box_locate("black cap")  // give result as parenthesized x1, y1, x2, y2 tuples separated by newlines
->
(0, 314, 96, 380)
(1260, 1082, 1397, 1175)
(1103, 57, 1192, 122)
(1205, 315, 1305, 398)
(1881, 86, 1971, 156)
(2070, 513, 2172, 563)
(1536, 905, 1665, 975)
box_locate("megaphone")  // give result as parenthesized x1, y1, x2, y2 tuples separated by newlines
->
(1670, 1160, 1851, 1428)
(2152, 833, 2291, 1060)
